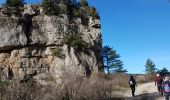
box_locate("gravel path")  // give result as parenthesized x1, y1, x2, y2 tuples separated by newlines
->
(124, 82, 164, 100)
(125, 82, 157, 96)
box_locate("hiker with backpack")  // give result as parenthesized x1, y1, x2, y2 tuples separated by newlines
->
(155, 74, 163, 93)
(129, 75, 137, 97)
(162, 76, 170, 100)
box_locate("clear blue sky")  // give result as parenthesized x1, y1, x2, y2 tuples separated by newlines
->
(1, 0, 170, 74)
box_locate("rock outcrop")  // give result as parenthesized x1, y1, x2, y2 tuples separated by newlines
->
(0, 12, 102, 83)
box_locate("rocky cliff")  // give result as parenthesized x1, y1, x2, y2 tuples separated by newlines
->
(0, 12, 102, 83)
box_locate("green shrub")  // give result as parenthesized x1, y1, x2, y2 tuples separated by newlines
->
(51, 47, 64, 58)
(41, 0, 100, 19)
(2, 0, 23, 17)
(41, 0, 60, 15)
(60, 0, 67, 5)
(87, 7, 100, 19)
(80, 0, 88, 7)
(5, 0, 25, 7)
(1, 7, 12, 16)
(0, 80, 10, 97)
(62, 33, 91, 55)
(58, 5, 67, 14)
(0, 80, 10, 87)
(72, 8, 82, 18)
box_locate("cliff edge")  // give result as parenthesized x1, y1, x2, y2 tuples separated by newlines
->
(0, 5, 102, 84)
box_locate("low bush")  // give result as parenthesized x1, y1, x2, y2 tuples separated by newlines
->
(87, 7, 100, 19)
(51, 47, 64, 58)
(61, 72, 114, 100)
(41, 0, 100, 19)
(0, 80, 10, 87)
(41, 0, 60, 15)
(5, 0, 25, 7)
(0, 72, 131, 100)
(62, 33, 91, 55)
(144, 74, 156, 82)
(110, 73, 129, 89)
(136, 75, 147, 83)
(135, 74, 156, 83)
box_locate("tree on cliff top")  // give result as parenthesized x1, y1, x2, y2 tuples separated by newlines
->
(5, 0, 25, 7)
(41, 0, 99, 19)
(41, 0, 60, 15)
(80, 0, 88, 7)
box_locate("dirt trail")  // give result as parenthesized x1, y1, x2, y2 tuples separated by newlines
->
(124, 82, 164, 100)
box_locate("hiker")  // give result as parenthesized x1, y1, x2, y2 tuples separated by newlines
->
(155, 74, 163, 93)
(162, 76, 170, 100)
(129, 75, 137, 97)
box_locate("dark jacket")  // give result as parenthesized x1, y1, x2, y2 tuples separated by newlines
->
(129, 78, 136, 86)
(155, 76, 163, 86)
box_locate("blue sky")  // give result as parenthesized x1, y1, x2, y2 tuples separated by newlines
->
(1, 0, 170, 73)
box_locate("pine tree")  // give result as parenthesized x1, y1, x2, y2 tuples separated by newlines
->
(145, 58, 157, 74)
(80, 0, 88, 7)
(102, 46, 126, 74)
(157, 67, 170, 76)
(113, 60, 127, 73)
(41, 0, 59, 15)
(5, 0, 25, 7)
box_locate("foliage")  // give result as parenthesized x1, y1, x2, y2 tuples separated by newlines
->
(114, 60, 127, 73)
(2, 0, 24, 16)
(62, 33, 91, 55)
(0, 80, 10, 98)
(60, 0, 67, 5)
(41, 0, 60, 15)
(80, 0, 88, 7)
(87, 7, 100, 19)
(51, 47, 65, 58)
(0, 71, 131, 99)
(5, 0, 25, 7)
(157, 67, 170, 76)
(101, 46, 126, 74)
(72, 8, 82, 17)
(58, 5, 67, 14)
(0, 78, 42, 100)
(41, 0, 100, 19)
(145, 58, 157, 74)
(0, 80, 10, 87)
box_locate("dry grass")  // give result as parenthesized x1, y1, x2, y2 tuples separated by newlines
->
(111, 73, 129, 89)
(136, 75, 147, 83)
(0, 72, 132, 100)
(136, 74, 156, 84)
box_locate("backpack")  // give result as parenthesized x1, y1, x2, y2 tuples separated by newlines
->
(163, 82, 170, 93)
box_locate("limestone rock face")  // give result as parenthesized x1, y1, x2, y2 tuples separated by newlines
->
(0, 14, 102, 83)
